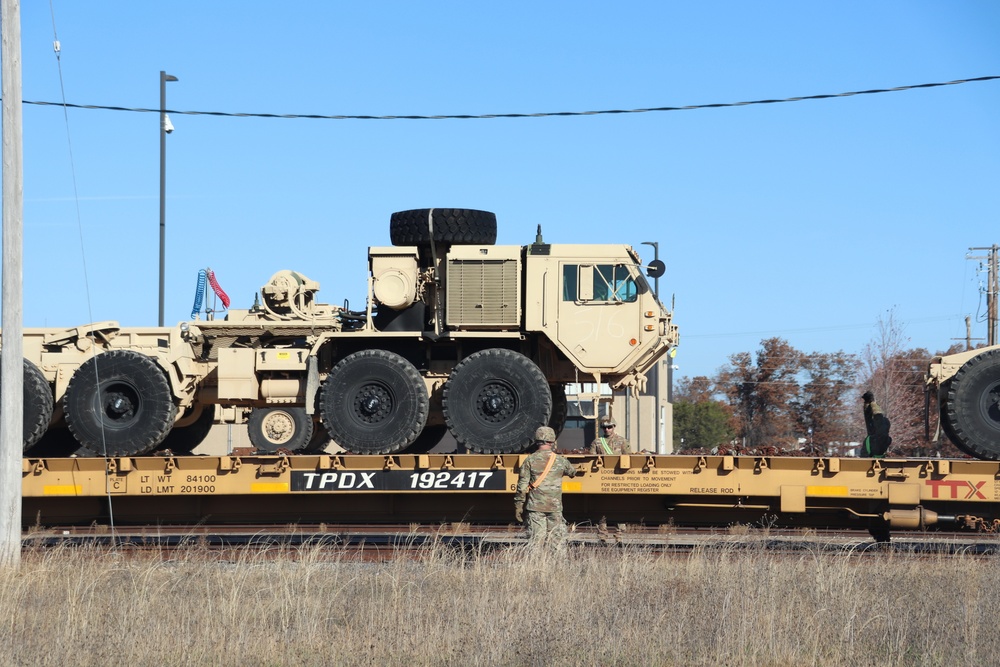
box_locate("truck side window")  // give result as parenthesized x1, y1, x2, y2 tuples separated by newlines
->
(563, 264, 637, 302)
(595, 264, 638, 303)
(562, 265, 578, 301)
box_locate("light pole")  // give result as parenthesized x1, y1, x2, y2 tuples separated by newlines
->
(641, 241, 660, 300)
(641, 241, 662, 453)
(159, 70, 178, 326)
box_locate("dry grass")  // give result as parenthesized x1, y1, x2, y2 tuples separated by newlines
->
(1, 537, 998, 666)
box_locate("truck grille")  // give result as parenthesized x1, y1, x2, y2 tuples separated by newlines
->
(446, 259, 520, 328)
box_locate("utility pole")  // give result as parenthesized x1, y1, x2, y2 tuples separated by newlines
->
(1, 0, 24, 569)
(159, 71, 178, 326)
(969, 245, 999, 346)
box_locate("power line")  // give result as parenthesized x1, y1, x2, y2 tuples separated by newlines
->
(12, 75, 1000, 122)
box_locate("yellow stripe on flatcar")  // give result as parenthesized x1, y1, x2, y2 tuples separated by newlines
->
(807, 485, 848, 497)
(251, 482, 290, 493)
(43, 485, 82, 496)
(562, 481, 583, 492)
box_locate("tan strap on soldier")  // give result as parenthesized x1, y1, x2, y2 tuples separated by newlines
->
(527, 452, 557, 492)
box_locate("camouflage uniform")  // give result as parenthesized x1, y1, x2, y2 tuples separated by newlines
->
(587, 420, 631, 455)
(588, 432, 631, 455)
(514, 432, 578, 552)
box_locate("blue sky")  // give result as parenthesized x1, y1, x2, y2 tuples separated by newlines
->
(6, 2, 1000, 381)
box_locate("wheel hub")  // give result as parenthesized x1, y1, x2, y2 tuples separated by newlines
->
(104, 391, 135, 421)
(262, 412, 294, 444)
(981, 382, 1000, 427)
(354, 384, 392, 424)
(476, 382, 515, 424)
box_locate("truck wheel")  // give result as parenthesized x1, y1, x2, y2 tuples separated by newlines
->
(248, 406, 314, 453)
(160, 405, 215, 454)
(389, 208, 497, 246)
(320, 350, 428, 454)
(942, 348, 1000, 460)
(302, 418, 331, 453)
(3, 359, 55, 451)
(63, 350, 178, 457)
(404, 424, 448, 454)
(443, 349, 552, 454)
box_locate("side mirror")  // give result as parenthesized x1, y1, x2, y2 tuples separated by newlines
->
(646, 259, 665, 279)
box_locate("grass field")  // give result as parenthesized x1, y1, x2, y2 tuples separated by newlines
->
(1, 537, 997, 666)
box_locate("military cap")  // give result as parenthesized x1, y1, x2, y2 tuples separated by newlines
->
(534, 426, 556, 442)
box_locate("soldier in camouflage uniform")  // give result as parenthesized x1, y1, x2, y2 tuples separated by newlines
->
(587, 418, 631, 455)
(514, 426, 579, 552)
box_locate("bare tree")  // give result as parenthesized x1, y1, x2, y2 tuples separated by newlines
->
(857, 308, 955, 456)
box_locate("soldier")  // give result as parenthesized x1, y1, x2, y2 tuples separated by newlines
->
(587, 418, 631, 455)
(514, 426, 579, 552)
(861, 390, 892, 458)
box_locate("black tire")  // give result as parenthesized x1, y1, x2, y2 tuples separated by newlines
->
(160, 405, 215, 454)
(389, 208, 497, 246)
(302, 417, 331, 453)
(63, 350, 178, 457)
(938, 391, 976, 458)
(404, 424, 448, 454)
(248, 406, 314, 453)
(319, 350, 428, 454)
(941, 349, 1000, 460)
(549, 384, 568, 437)
(443, 349, 552, 454)
(2, 358, 55, 451)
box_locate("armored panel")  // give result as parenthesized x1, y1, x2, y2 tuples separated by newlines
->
(446, 246, 521, 329)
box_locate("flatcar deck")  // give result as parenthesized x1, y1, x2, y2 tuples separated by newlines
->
(20, 454, 1000, 537)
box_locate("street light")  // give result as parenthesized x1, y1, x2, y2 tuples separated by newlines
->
(641, 241, 662, 453)
(641, 241, 659, 299)
(159, 70, 178, 326)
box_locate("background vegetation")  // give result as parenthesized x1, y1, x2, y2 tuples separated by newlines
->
(673, 310, 969, 457)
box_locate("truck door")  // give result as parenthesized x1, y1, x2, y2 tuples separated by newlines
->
(557, 262, 643, 370)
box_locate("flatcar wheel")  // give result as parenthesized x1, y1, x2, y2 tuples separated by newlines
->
(248, 406, 314, 453)
(319, 350, 428, 455)
(443, 348, 552, 454)
(63, 350, 178, 456)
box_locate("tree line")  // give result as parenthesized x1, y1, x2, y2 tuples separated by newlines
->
(672, 312, 968, 458)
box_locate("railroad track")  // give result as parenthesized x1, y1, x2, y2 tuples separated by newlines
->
(21, 524, 1000, 559)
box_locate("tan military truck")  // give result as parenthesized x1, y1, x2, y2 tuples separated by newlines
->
(6, 208, 677, 457)
(926, 346, 1000, 460)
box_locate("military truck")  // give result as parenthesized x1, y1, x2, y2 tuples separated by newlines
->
(5, 208, 677, 457)
(926, 346, 1000, 460)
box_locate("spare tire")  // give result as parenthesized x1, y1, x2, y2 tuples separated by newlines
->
(389, 208, 497, 246)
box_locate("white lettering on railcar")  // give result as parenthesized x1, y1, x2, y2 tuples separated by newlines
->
(299, 472, 377, 490)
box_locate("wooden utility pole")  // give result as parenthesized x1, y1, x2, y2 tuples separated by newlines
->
(969, 245, 999, 346)
(1, 0, 24, 568)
